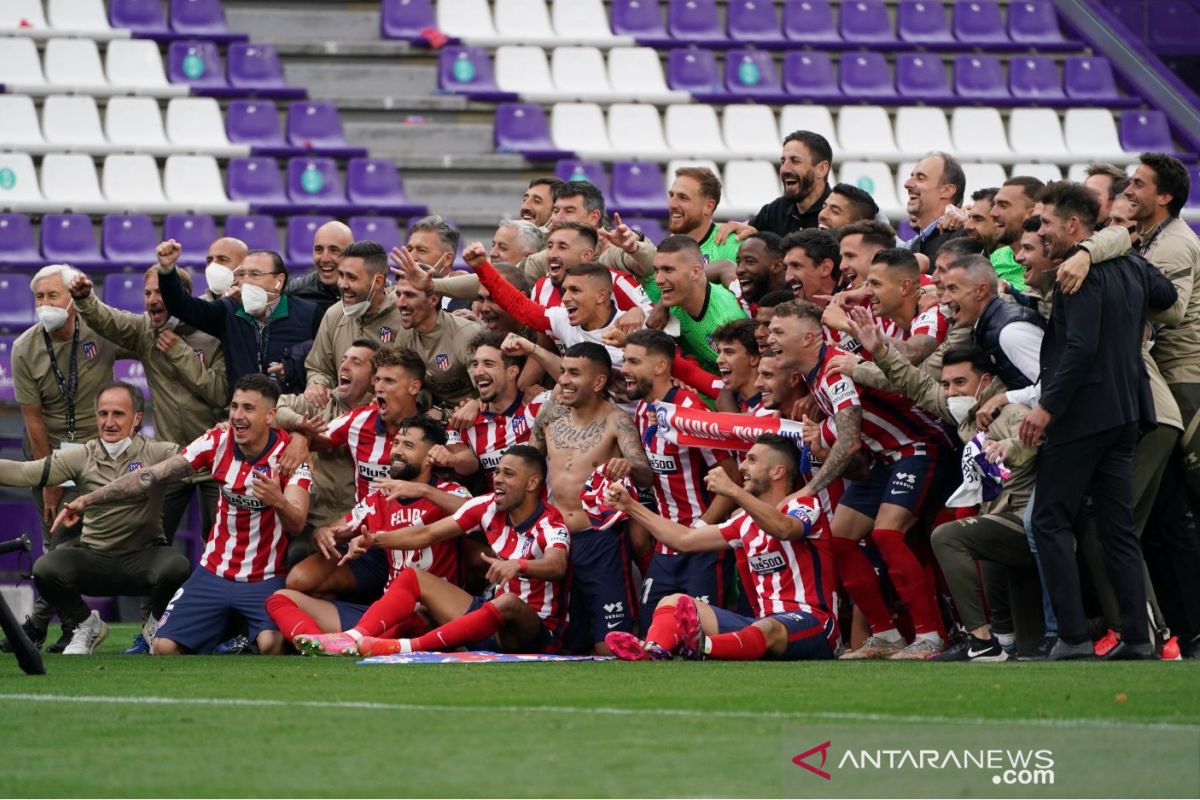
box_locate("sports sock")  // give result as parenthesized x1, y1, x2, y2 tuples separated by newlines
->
(707, 624, 768, 660)
(831, 537, 894, 634)
(352, 569, 421, 637)
(265, 594, 321, 641)
(410, 602, 504, 652)
(871, 528, 942, 636)
(644, 604, 682, 651)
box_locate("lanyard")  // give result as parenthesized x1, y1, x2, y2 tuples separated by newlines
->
(42, 323, 80, 440)
(1136, 218, 1169, 258)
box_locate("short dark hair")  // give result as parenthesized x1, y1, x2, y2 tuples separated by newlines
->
(971, 187, 999, 204)
(564, 261, 613, 287)
(828, 183, 880, 222)
(782, 130, 833, 166)
(1085, 163, 1128, 201)
(349, 337, 381, 353)
(745, 230, 785, 258)
(341, 240, 388, 275)
(626, 328, 676, 360)
(657, 234, 704, 262)
(562, 341, 612, 374)
(781, 228, 840, 270)
(871, 247, 921, 279)
(935, 236, 984, 261)
(529, 176, 564, 193)
(753, 432, 801, 484)
(554, 180, 606, 219)
(95, 380, 145, 414)
(1002, 175, 1046, 204)
(469, 330, 523, 371)
(711, 319, 759, 355)
(674, 166, 722, 206)
(502, 444, 546, 480)
(398, 414, 448, 447)
(1039, 181, 1100, 232)
(1022, 215, 1042, 234)
(1139, 152, 1191, 218)
(838, 219, 896, 250)
(770, 299, 824, 327)
(408, 215, 461, 257)
(245, 249, 287, 283)
(547, 220, 599, 250)
(373, 345, 426, 381)
(758, 289, 796, 309)
(233, 373, 281, 405)
(941, 343, 993, 375)
(932, 152, 966, 207)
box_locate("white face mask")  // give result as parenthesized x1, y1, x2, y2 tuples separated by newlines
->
(342, 279, 379, 319)
(241, 283, 273, 317)
(100, 437, 132, 459)
(946, 395, 976, 426)
(37, 303, 71, 333)
(206, 263, 236, 295)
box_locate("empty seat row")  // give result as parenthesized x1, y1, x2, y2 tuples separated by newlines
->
(2, 0, 246, 41)
(224, 157, 427, 217)
(0, 37, 302, 99)
(0, 95, 365, 159)
(446, 44, 1131, 108)
(427, 0, 1074, 50)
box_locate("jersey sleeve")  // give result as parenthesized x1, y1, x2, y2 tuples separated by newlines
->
(451, 494, 492, 534)
(438, 480, 473, 499)
(612, 271, 654, 315)
(324, 409, 355, 447)
(181, 429, 221, 471)
(911, 307, 948, 342)
(539, 520, 571, 552)
(344, 494, 378, 528)
(285, 462, 314, 494)
(819, 370, 861, 414)
(783, 497, 821, 538)
(445, 428, 463, 446)
(717, 512, 746, 548)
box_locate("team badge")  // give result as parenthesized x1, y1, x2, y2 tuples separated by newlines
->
(82, 341, 98, 360)
(252, 464, 272, 478)
(379, 326, 395, 343)
(435, 353, 450, 371)
(127, 461, 143, 472)
(511, 413, 528, 438)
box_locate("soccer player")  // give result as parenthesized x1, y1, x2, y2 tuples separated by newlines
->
(55, 374, 313, 655)
(836, 220, 897, 291)
(861, 248, 949, 361)
(294, 447, 570, 656)
(603, 434, 837, 661)
(712, 320, 764, 414)
(817, 183, 881, 231)
(781, 228, 839, 303)
(731, 232, 787, 317)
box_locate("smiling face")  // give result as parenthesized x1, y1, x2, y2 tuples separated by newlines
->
(837, 233, 875, 290)
(780, 140, 820, 201)
(735, 238, 781, 303)
(1037, 204, 1077, 262)
(228, 388, 275, 449)
(1123, 164, 1167, 226)
(335, 344, 376, 406)
(620, 343, 661, 401)
(470, 344, 516, 404)
(551, 193, 601, 228)
(389, 426, 433, 481)
(490, 225, 527, 265)
(520, 183, 554, 227)
(492, 453, 539, 512)
(545, 228, 594, 288)
(818, 191, 855, 230)
(556, 355, 606, 408)
(783, 246, 830, 301)
(312, 223, 352, 285)
(738, 443, 777, 497)
(560, 273, 609, 328)
(393, 277, 439, 331)
(716, 339, 759, 393)
(903, 156, 950, 224)
(939, 361, 988, 399)
(337, 256, 382, 310)
(653, 250, 701, 309)
(865, 262, 911, 320)
(754, 306, 776, 353)
(989, 185, 1033, 247)
(964, 198, 998, 251)
(940, 267, 987, 327)
(766, 313, 820, 372)
(95, 386, 142, 443)
(373, 364, 421, 424)
(755, 356, 793, 410)
(666, 175, 714, 237)
(1015, 229, 1053, 288)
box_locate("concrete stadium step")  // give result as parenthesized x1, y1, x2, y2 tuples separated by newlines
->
(283, 59, 437, 100)
(341, 120, 495, 156)
(227, 4, 382, 44)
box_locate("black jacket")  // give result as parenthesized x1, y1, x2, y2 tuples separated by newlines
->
(285, 270, 341, 313)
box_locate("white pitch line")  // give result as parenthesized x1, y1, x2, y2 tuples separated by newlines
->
(0, 693, 1196, 731)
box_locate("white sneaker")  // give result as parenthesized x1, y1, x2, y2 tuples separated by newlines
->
(63, 610, 109, 655)
(141, 615, 160, 648)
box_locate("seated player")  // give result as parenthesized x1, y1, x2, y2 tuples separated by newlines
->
(265, 416, 471, 644)
(293, 447, 570, 656)
(603, 434, 837, 661)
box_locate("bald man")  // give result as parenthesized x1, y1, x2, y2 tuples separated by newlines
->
(286, 221, 352, 312)
(202, 237, 248, 301)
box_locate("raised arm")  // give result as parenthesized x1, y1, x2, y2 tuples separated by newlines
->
(703, 468, 810, 541)
(72, 279, 146, 353)
(155, 241, 228, 338)
(58, 454, 196, 528)
(606, 483, 727, 554)
(371, 515, 466, 551)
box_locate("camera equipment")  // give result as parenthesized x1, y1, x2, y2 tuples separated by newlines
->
(0, 535, 46, 675)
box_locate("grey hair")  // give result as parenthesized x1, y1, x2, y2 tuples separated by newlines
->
(946, 254, 998, 295)
(408, 215, 461, 257)
(498, 219, 546, 256)
(30, 264, 82, 292)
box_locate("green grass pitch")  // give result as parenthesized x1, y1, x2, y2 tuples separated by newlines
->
(1, 624, 1197, 797)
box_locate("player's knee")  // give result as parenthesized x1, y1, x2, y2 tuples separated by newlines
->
(284, 557, 325, 592)
(152, 637, 182, 656)
(256, 630, 284, 655)
(756, 619, 788, 656)
(490, 593, 524, 620)
(657, 593, 687, 610)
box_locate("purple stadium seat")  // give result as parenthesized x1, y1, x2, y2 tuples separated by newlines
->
(898, 0, 954, 45)
(286, 101, 367, 159)
(287, 157, 346, 210)
(0, 214, 41, 268)
(286, 216, 334, 267)
(109, 0, 169, 35)
(41, 214, 106, 269)
(1100, 0, 1145, 39)
(0, 279, 34, 331)
(346, 158, 426, 216)
(840, 0, 895, 44)
(896, 53, 953, 103)
(954, 54, 1009, 101)
(163, 214, 217, 267)
(725, 49, 783, 99)
(953, 0, 1008, 45)
(782, 51, 841, 102)
(1149, 0, 1200, 54)
(727, 0, 785, 45)
(610, 161, 668, 217)
(167, 40, 226, 89)
(555, 160, 611, 197)
(611, 0, 669, 43)
(1008, 0, 1068, 45)
(349, 216, 404, 253)
(226, 157, 288, 206)
(169, 0, 247, 41)
(667, 48, 722, 94)
(783, 0, 840, 43)
(380, 0, 436, 41)
(0, 336, 18, 399)
(1187, 166, 1200, 211)
(104, 274, 147, 314)
(1119, 110, 1174, 153)
(493, 103, 573, 160)
(1064, 56, 1120, 102)
(102, 214, 157, 265)
(0, 504, 43, 567)
(227, 43, 306, 99)
(225, 215, 281, 252)
(667, 0, 725, 43)
(1009, 56, 1064, 101)
(114, 358, 150, 392)
(225, 100, 296, 156)
(622, 216, 666, 245)
(840, 52, 896, 101)
(438, 46, 515, 102)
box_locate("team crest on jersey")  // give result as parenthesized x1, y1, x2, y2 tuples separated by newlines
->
(82, 341, 98, 360)
(127, 461, 143, 472)
(435, 353, 450, 371)
(252, 464, 271, 478)
(379, 326, 395, 343)
(519, 533, 536, 558)
(510, 413, 529, 438)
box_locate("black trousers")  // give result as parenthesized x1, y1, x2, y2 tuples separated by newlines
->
(1031, 422, 1149, 645)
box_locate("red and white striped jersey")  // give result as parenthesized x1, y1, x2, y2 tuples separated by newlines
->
(635, 387, 728, 551)
(325, 403, 391, 503)
(446, 391, 549, 486)
(531, 268, 652, 315)
(346, 480, 472, 587)
(452, 495, 571, 630)
(182, 427, 313, 583)
(907, 305, 950, 343)
(737, 392, 767, 416)
(804, 344, 947, 462)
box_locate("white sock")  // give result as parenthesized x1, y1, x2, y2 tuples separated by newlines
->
(915, 631, 943, 645)
(995, 632, 1016, 648)
(345, 628, 363, 643)
(399, 639, 414, 654)
(875, 628, 903, 643)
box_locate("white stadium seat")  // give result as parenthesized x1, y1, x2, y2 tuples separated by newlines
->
(0, 38, 47, 91)
(0, 95, 45, 149)
(1012, 163, 1064, 183)
(166, 97, 245, 156)
(894, 108, 955, 160)
(840, 161, 904, 220)
(43, 38, 108, 91)
(722, 105, 780, 160)
(722, 160, 781, 220)
(436, 0, 499, 43)
(950, 107, 1012, 162)
(962, 162, 1009, 199)
(607, 47, 687, 104)
(779, 106, 840, 153)
(1063, 109, 1129, 162)
(165, 155, 245, 213)
(666, 159, 722, 190)
(607, 103, 671, 159)
(552, 0, 627, 45)
(1007, 108, 1070, 163)
(837, 106, 897, 161)
(664, 104, 726, 160)
(550, 102, 613, 156)
(1066, 163, 1090, 183)
(102, 154, 167, 210)
(0, 152, 48, 210)
(495, 0, 557, 45)
(41, 152, 107, 210)
(895, 161, 915, 213)
(0, 0, 48, 30)
(106, 96, 171, 152)
(551, 46, 620, 102)
(106, 39, 184, 95)
(41, 95, 108, 151)
(47, 0, 113, 34)
(495, 46, 557, 101)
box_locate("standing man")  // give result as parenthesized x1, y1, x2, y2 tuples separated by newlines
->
(667, 166, 740, 264)
(817, 183, 881, 231)
(201, 237, 248, 301)
(519, 177, 563, 229)
(1083, 163, 1129, 225)
(781, 229, 839, 304)
(720, 131, 834, 241)
(286, 220, 352, 312)
(902, 152, 967, 260)
(987, 177, 1044, 290)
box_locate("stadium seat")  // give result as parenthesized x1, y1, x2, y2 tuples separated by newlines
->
(667, 0, 725, 43)
(954, 55, 1009, 101)
(106, 96, 171, 152)
(1120, 110, 1174, 153)
(1007, 108, 1070, 162)
(41, 95, 107, 151)
(1063, 108, 1128, 161)
(103, 273, 147, 312)
(109, 0, 169, 35)
(551, 46, 621, 103)
(349, 216, 404, 253)
(47, 0, 114, 35)
(44, 38, 107, 92)
(225, 214, 281, 252)
(896, 53, 954, 103)
(165, 155, 239, 211)
(346, 158, 425, 216)
(954, 0, 1008, 44)
(725, 49, 784, 101)
(494, 0, 557, 45)
(1064, 56, 1121, 103)
(962, 162, 1008, 199)
(42, 153, 107, 210)
(0, 95, 45, 150)
(608, 47, 688, 104)
(103, 154, 167, 210)
(840, 0, 895, 44)
(894, 108, 954, 160)
(226, 100, 291, 152)
(495, 45, 557, 100)
(950, 107, 1012, 161)
(380, 0, 435, 41)
(0, 277, 36, 329)
(102, 214, 157, 265)
(227, 43, 305, 98)
(0, 38, 46, 92)
(493, 103, 570, 159)
(839, 161, 903, 219)
(610, 161, 668, 216)
(0, 214, 41, 268)
(106, 39, 182, 95)
(1009, 0, 1070, 45)
(169, 0, 245, 40)
(611, 0, 669, 42)
(163, 214, 217, 266)
(41, 213, 105, 267)
(727, 0, 785, 45)
(722, 160, 781, 219)
(722, 105, 780, 159)
(551, 103, 614, 157)
(167, 40, 226, 89)
(779, 105, 839, 152)
(1150, 0, 1200, 54)
(666, 158, 721, 184)
(286, 101, 364, 158)
(166, 97, 241, 155)
(1009, 56, 1065, 101)
(837, 106, 897, 160)
(435, 0, 499, 42)
(286, 216, 333, 266)
(438, 47, 513, 102)
(607, 104, 672, 159)
(0, 153, 46, 210)
(1, 0, 47, 31)
(552, 0, 623, 45)
(666, 48, 722, 95)
(555, 159, 611, 195)
(664, 104, 726, 160)
(227, 157, 287, 206)
(782, 0, 839, 43)
(622, 216, 666, 245)
(1011, 162, 1063, 183)
(781, 52, 840, 103)
(898, 0, 954, 45)
(287, 157, 346, 210)
(841, 52, 896, 102)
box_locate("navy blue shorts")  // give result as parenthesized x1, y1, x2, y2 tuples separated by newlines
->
(840, 453, 954, 518)
(155, 567, 285, 654)
(465, 595, 557, 653)
(639, 550, 732, 631)
(346, 547, 389, 603)
(709, 605, 835, 661)
(564, 527, 637, 649)
(332, 599, 371, 631)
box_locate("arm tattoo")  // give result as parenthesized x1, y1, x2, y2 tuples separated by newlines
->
(530, 399, 568, 453)
(611, 409, 652, 481)
(83, 454, 195, 508)
(806, 407, 862, 494)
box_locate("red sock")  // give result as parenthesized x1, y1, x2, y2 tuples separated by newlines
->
(353, 569, 421, 637)
(831, 537, 894, 633)
(708, 624, 768, 660)
(644, 604, 682, 650)
(411, 602, 504, 652)
(871, 529, 941, 636)
(265, 594, 321, 642)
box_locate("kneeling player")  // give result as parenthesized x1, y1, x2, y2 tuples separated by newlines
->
(603, 434, 838, 661)
(294, 446, 570, 656)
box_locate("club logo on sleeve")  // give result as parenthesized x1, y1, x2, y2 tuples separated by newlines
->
(127, 461, 143, 472)
(435, 353, 450, 371)
(82, 341, 98, 360)
(378, 326, 395, 343)
(828, 379, 854, 404)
